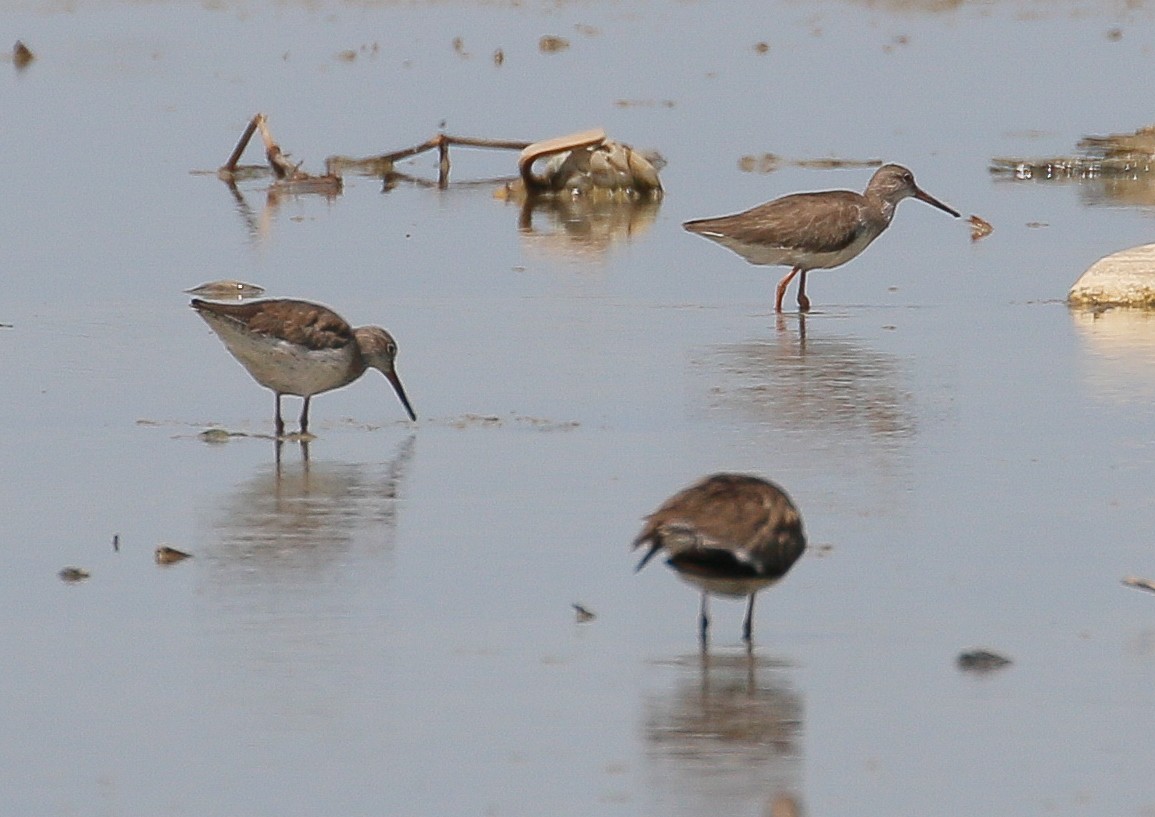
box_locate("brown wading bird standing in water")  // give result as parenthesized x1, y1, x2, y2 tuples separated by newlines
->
(683, 163, 960, 313)
(192, 298, 416, 437)
(633, 473, 806, 644)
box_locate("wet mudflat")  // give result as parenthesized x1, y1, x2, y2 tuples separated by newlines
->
(4, 0, 1155, 815)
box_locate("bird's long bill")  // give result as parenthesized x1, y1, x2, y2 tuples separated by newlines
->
(384, 370, 417, 421)
(914, 187, 961, 218)
(634, 543, 661, 573)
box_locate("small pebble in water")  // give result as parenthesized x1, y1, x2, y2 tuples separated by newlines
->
(155, 546, 193, 565)
(539, 35, 569, 53)
(59, 567, 90, 583)
(956, 648, 1012, 672)
(13, 40, 35, 69)
(199, 428, 233, 444)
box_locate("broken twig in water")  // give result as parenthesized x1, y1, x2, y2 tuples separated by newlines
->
(328, 127, 664, 197)
(328, 132, 534, 188)
(255, 114, 304, 181)
(216, 119, 663, 202)
(218, 113, 342, 196)
(221, 114, 260, 175)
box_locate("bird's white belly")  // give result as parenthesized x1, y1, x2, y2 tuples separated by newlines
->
(708, 229, 880, 271)
(216, 329, 354, 396)
(676, 572, 780, 598)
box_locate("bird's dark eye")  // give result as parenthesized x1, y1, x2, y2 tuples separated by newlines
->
(387, 343, 397, 356)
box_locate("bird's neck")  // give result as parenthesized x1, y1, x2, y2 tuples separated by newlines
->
(346, 351, 370, 383)
(876, 197, 899, 226)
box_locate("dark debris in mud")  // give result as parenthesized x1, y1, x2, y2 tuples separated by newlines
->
(956, 649, 1012, 673)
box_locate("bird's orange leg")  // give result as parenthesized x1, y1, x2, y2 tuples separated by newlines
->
(775, 267, 801, 313)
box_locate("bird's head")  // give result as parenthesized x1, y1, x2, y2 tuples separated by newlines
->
(871, 163, 960, 218)
(355, 326, 417, 422)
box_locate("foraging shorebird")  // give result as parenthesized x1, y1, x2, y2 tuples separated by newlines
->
(633, 473, 806, 644)
(191, 298, 416, 437)
(683, 164, 960, 312)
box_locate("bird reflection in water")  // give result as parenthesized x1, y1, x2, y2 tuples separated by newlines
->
(204, 435, 415, 587)
(644, 649, 804, 817)
(704, 317, 916, 447)
(274, 434, 304, 472)
(776, 311, 807, 343)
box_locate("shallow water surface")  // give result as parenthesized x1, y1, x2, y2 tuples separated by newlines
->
(3, 0, 1155, 815)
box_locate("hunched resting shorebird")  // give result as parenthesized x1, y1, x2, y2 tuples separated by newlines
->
(633, 473, 806, 644)
(191, 298, 416, 436)
(683, 163, 960, 313)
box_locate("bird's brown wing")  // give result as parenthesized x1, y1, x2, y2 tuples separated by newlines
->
(192, 298, 354, 350)
(667, 474, 785, 547)
(685, 191, 867, 255)
(633, 474, 805, 578)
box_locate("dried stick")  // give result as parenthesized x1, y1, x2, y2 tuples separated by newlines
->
(221, 113, 262, 173)
(255, 115, 301, 180)
(371, 134, 531, 164)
